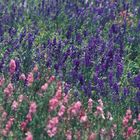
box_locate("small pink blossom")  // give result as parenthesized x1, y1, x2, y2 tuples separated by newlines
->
(96, 106, 103, 114)
(4, 83, 14, 97)
(48, 76, 55, 84)
(12, 100, 19, 110)
(26, 113, 32, 122)
(19, 73, 26, 81)
(46, 117, 59, 137)
(107, 112, 113, 121)
(94, 105, 105, 119)
(49, 98, 59, 111)
(7, 83, 14, 92)
(80, 114, 88, 123)
(88, 98, 93, 111)
(25, 131, 33, 140)
(18, 95, 24, 103)
(9, 59, 16, 74)
(55, 89, 62, 100)
(138, 114, 140, 121)
(74, 101, 82, 111)
(98, 99, 103, 107)
(123, 117, 129, 126)
(2, 129, 7, 136)
(0, 76, 5, 86)
(132, 119, 137, 125)
(65, 130, 72, 140)
(29, 102, 37, 114)
(47, 127, 57, 137)
(126, 126, 136, 137)
(88, 132, 96, 140)
(33, 65, 38, 72)
(62, 94, 69, 104)
(2, 112, 7, 120)
(58, 105, 65, 117)
(76, 131, 81, 140)
(4, 88, 11, 96)
(48, 117, 59, 128)
(27, 72, 34, 86)
(67, 101, 82, 117)
(41, 83, 48, 91)
(20, 121, 28, 131)
(126, 109, 132, 116)
(5, 117, 14, 133)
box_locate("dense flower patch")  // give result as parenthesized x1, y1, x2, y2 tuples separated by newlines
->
(0, 60, 139, 139)
(0, 0, 140, 139)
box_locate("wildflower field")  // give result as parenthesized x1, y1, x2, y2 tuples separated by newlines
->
(0, 0, 140, 140)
